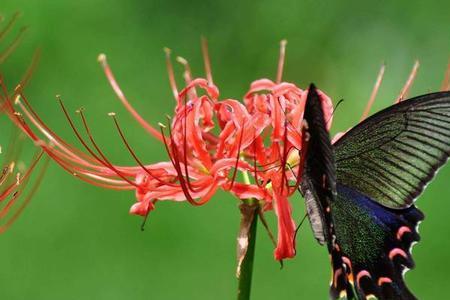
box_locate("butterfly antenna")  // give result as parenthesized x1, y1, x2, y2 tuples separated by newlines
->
(326, 99, 344, 127)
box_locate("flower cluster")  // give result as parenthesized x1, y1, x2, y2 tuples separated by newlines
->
(1, 40, 335, 260)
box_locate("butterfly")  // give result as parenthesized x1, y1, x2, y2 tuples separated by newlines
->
(300, 83, 450, 299)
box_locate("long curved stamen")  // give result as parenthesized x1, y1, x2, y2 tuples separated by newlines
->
(276, 40, 287, 84)
(280, 121, 290, 194)
(58, 99, 135, 183)
(0, 12, 20, 42)
(0, 150, 43, 213)
(97, 54, 163, 142)
(14, 49, 41, 94)
(360, 64, 385, 121)
(48, 150, 132, 189)
(0, 26, 27, 64)
(201, 37, 213, 85)
(171, 114, 202, 192)
(18, 94, 98, 165)
(3, 83, 132, 189)
(179, 99, 205, 193)
(0, 154, 49, 234)
(162, 122, 214, 206)
(15, 96, 120, 180)
(227, 123, 245, 191)
(442, 62, 450, 91)
(176, 56, 193, 85)
(164, 48, 179, 102)
(252, 134, 263, 188)
(55, 98, 133, 177)
(77, 110, 139, 187)
(45, 146, 133, 188)
(58, 99, 112, 165)
(0, 75, 9, 98)
(2, 126, 23, 173)
(0, 165, 12, 187)
(0, 150, 43, 203)
(397, 60, 420, 103)
(159, 124, 200, 205)
(109, 113, 177, 187)
(182, 101, 197, 192)
(176, 56, 197, 99)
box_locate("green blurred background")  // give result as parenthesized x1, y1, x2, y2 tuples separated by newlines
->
(1, 0, 449, 299)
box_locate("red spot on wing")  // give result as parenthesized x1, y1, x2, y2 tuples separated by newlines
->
(378, 277, 393, 286)
(356, 270, 371, 287)
(389, 248, 408, 260)
(396, 226, 412, 240)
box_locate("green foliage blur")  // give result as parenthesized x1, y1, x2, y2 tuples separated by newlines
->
(1, 0, 449, 299)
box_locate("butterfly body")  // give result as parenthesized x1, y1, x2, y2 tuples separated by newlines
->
(300, 85, 450, 299)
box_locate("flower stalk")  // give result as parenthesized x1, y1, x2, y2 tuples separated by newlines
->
(237, 200, 258, 300)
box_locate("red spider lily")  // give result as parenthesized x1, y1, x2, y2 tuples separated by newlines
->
(1, 40, 334, 260)
(0, 13, 48, 234)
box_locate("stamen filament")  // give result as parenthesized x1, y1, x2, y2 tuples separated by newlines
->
(110, 114, 177, 187)
(0, 12, 20, 42)
(276, 40, 287, 84)
(0, 26, 27, 64)
(397, 60, 420, 102)
(163, 48, 179, 102)
(442, 61, 450, 91)
(97, 53, 163, 142)
(360, 64, 385, 121)
(77, 110, 139, 187)
(201, 37, 214, 85)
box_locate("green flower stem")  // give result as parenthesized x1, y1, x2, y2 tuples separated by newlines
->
(237, 200, 258, 300)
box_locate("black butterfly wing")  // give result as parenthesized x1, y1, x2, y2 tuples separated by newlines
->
(301, 83, 336, 246)
(301, 87, 450, 299)
(334, 92, 450, 209)
(328, 91, 450, 299)
(301, 84, 355, 298)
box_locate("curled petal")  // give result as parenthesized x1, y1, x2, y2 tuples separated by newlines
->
(271, 82, 303, 97)
(231, 183, 271, 201)
(130, 194, 155, 216)
(245, 79, 276, 97)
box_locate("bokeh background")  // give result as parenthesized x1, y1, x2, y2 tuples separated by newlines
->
(1, 1, 449, 299)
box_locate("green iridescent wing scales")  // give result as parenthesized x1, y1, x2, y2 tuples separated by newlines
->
(334, 92, 450, 209)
